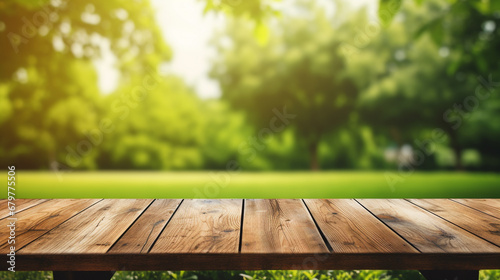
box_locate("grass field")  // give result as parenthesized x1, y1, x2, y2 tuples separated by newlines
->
(7, 171, 500, 199)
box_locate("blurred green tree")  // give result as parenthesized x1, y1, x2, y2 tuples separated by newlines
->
(360, 0, 500, 170)
(0, 0, 170, 169)
(98, 76, 205, 170)
(211, 2, 358, 170)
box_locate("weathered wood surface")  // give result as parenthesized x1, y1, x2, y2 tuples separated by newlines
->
(408, 199, 500, 247)
(19, 199, 152, 254)
(0, 199, 48, 219)
(0, 199, 100, 253)
(0, 198, 498, 271)
(304, 199, 417, 253)
(452, 199, 500, 218)
(109, 199, 182, 253)
(358, 199, 499, 253)
(242, 199, 328, 253)
(149, 199, 242, 253)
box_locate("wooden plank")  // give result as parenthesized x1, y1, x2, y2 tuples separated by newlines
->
(358, 199, 499, 253)
(20, 199, 152, 254)
(0, 199, 48, 219)
(452, 199, 500, 218)
(409, 199, 500, 247)
(109, 199, 182, 253)
(150, 199, 241, 253)
(0, 200, 7, 211)
(10, 252, 500, 271)
(241, 199, 329, 253)
(0, 199, 100, 254)
(304, 199, 417, 253)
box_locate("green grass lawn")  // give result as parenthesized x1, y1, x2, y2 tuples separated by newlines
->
(7, 171, 500, 199)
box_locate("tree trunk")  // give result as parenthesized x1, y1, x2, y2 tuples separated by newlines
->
(390, 127, 404, 165)
(449, 131, 463, 171)
(309, 141, 320, 171)
(452, 144, 463, 171)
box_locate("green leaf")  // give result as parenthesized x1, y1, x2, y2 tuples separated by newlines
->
(239, 273, 254, 280)
(429, 18, 444, 45)
(414, 17, 443, 45)
(414, 18, 435, 39)
(491, 0, 500, 12)
(378, 0, 402, 27)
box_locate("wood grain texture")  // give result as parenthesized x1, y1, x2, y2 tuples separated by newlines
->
(0, 199, 48, 219)
(0, 199, 100, 253)
(109, 199, 182, 253)
(358, 199, 499, 253)
(409, 199, 500, 247)
(150, 199, 241, 253)
(241, 199, 328, 253)
(452, 199, 500, 218)
(20, 199, 152, 254)
(0, 200, 7, 213)
(304, 199, 417, 253)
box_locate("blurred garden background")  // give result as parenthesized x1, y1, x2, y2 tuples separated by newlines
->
(1, 0, 500, 278)
(2, 0, 500, 175)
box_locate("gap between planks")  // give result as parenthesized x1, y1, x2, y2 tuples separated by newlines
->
(238, 199, 245, 253)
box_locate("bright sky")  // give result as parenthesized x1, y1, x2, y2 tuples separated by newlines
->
(151, 0, 225, 99)
(95, 0, 376, 99)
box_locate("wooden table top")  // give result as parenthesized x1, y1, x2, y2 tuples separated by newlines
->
(1, 199, 499, 271)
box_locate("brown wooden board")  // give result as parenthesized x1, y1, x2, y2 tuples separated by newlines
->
(109, 199, 182, 253)
(304, 199, 417, 253)
(241, 199, 328, 253)
(452, 199, 500, 218)
(0, 200, 7, 213)
(20, 199, 152, 254)
(0, 199, 48, 219)
(0, 199, 100, 254)
(358, 199, 499, 253)
(408, 199, 500, 247)
(9, 253, 500, 271)
(150, 199, 242, 253)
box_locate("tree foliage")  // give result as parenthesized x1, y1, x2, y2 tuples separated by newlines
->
(0, 0, 170, 169)
(211, 4, 358, 169)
